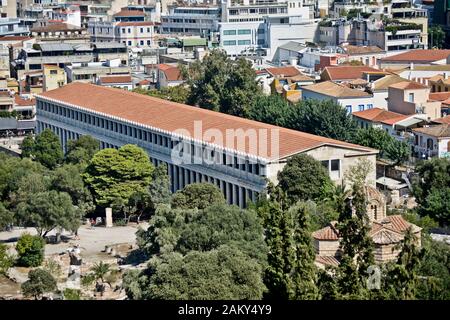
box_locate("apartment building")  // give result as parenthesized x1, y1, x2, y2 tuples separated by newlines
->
(65, 60, 130, 84)
(43, 64, 66, 91)
(412, 124, 450, 158)
(0, 0, 17, 18)
(0, 18, 29, 37)
(219, 0, 317, 57)
(161, 6, 220, 39)
(35, 82, 378, 208)
(30, 22, 90, 43)
(88, 20, 156, 47)
(387, 81, 442, 120)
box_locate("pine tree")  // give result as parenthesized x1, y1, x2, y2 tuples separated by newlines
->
(384, 227, 423, 300)
(289, 203, 320, 299)
(336, 183, 374, 299)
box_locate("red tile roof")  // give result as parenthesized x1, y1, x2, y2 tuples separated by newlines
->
(31, 23, 85, 32)
(14, 95, 35, 106)
(0, 36, 33, 41)
(389, 81, 429, 90)
(138, 79, 150, 85)
(381, 50, 450, 63)
(116, 21, 155, 27)
(433, 115, 450, 124)
(266, 66, 301, 78)
(36, 83, 376, 160)
(158, 64, 182, 81)
(413, 124, 450, 137)
(352, 108, 411, 125)
(99, 75, 132, 84)
(113, 9, 145, 17)
(322, 66, 382, 81)
(428, 92, 450, 102)
(315, 256, 340, 267)
(312, 222, 339, 241)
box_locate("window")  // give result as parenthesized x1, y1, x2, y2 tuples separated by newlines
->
(147, 40, 151, 45)
(223, 40, 236, 46)
(358, 104, 364, 111)
(321, 160, 329, 171)
(223, 30, 236, 35)
(128, 41, 132, 46)
(346, 105, 352, 114)
(237, 29, 251, 35)
(140, 40, 144, 46)
(330, 159, 340, 172)
(50, 70, 57, 75)
(367, 104, 373, 109)
(408, 93, 414, 102)
(140, 28, 144, 33)
(128, 28, 131, 34)
(257, 39, 264, 45)
(121, 28, 126, 33)
(238, 40, 251, 45)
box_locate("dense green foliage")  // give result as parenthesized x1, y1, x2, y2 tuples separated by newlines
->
(184, 49, 261, 117)
(412, 158, 450, 226)
(353, 127, 410, 164)
(15, 234, 45, 267)
(21, 269, 57, 299)
(171, 183, 225, 210)
(137, 246, 265, 300)
(20, 129, 63, 169)
(0, 243, 14, 275)
(65, 135, 100, 164)
(277, 154, 333, 204)
(133, 86, 190, 104)
(83, 144, 154, 207)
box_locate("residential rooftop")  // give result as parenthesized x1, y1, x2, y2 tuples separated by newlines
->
(352, 108, 411, 125)
(413, 124, 450, 137)
(380, 50, 450, 63)
(322, 66, 385, 81)
(302, 81, 372, 98)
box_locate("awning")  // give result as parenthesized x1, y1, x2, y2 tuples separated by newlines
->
(182, 38, 207, 47)
(395, 117, 426, 128)
(376, 177, 408, 190)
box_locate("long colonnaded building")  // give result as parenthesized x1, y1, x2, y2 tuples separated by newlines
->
(35, 83, 378, 207)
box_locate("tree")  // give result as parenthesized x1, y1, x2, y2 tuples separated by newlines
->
(353, 128, 411, 165)
(133, 85, 190, 104)
(0, 202, 13, 230)
(91, 261, 110, 284)
(429, 25, 445, 49)
(15, 190, 80, 237)
(385, 138, 411, 165)
(148, 163, 171, 210)
(335, 183, 374, 299)
(412, 158, 450, 226)
(65, 135, 100, 164)
(22, 269, 57, 300)
(16, 233, 45, 267)
(277, 154, 334, 204)
(185, 49, 261, 117)
(171, 183, 225, 210)
(294, 99, 358, 142)
(353, 127, 392, 158)
(83, 144, 154, 207)
(135, 246, 265, 300)
(0, 243, 14, 276)
(51, 164, 94, 217)
(137, 203, 266, 264)
(20, 134, 35, 159)
(248, 94, 299, 128)
(20, 129, 63, 169)
(261, 194, 319, 300)
(383, 228, 423, 299)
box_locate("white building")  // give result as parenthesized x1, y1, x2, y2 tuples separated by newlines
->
(412, 124, 450, 158)
(161, 6, 220, 39)
(35, 82, 378, 208)
(88, 21, 156, 47)
(301, 80, 376, 114)
(219, 0, 318, 58)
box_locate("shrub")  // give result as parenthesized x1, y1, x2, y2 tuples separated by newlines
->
(16, 233, 45, 267)
(21, 269, 57, 299)
(63, 288, 81, 300)
(0, 243, 15, 275)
